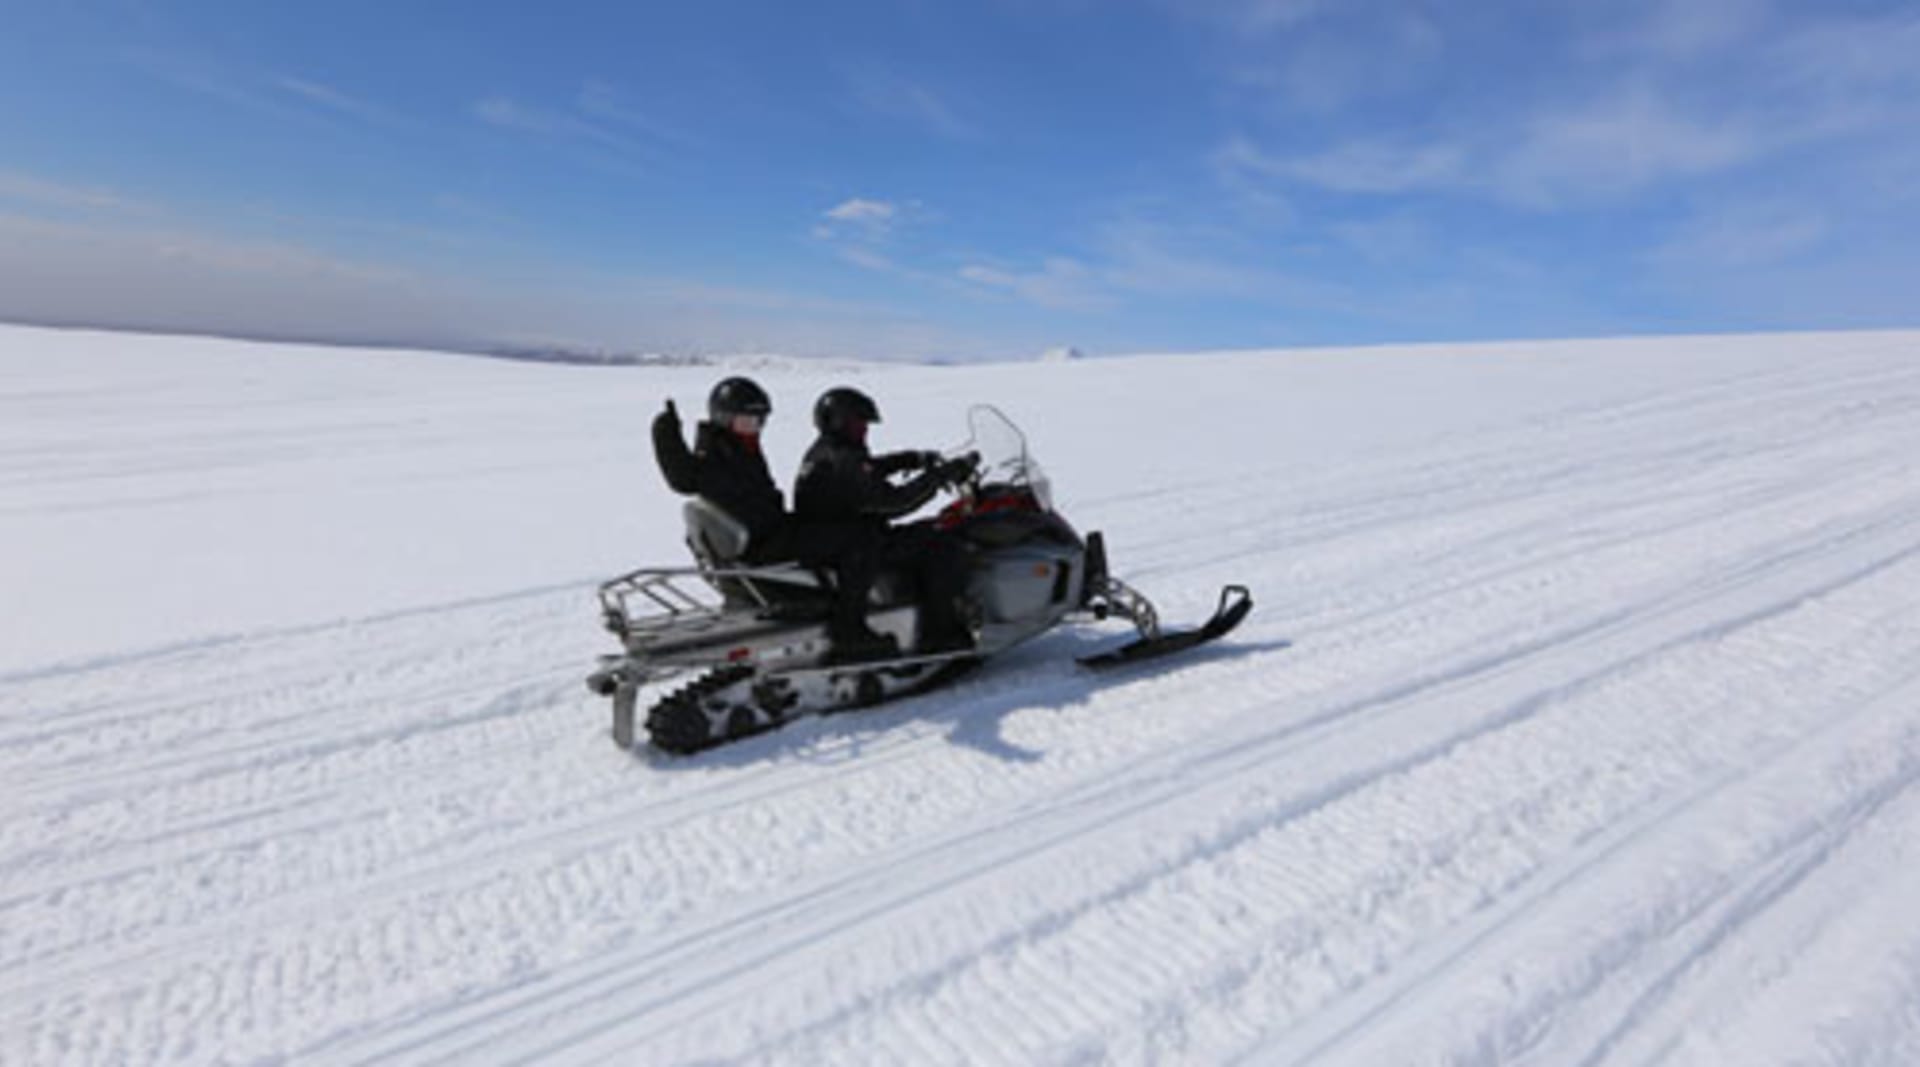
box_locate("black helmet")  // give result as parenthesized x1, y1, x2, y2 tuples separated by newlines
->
(708, 377, 771, 423)
(814, 387, 881, 440)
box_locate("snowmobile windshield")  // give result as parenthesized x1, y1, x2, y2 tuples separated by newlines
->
(962, 405, 1051, 511)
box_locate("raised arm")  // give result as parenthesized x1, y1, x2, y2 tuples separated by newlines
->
(651, 400, 700, 495)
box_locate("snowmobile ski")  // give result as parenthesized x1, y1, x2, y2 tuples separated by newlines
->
(1078, 585, 1253, 669)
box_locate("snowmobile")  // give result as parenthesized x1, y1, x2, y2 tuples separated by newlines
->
(588, 406, 1251, 754)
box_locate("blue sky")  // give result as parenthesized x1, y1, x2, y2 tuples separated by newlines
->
(1, 0, 1916, 359)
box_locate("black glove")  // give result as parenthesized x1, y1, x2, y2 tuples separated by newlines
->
(937, 451, 981, 487)
(653, 399, 681, 436)
(883, 450, 941, 471)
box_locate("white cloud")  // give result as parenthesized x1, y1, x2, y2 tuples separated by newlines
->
(120, 46, 290, 117)
(1175, 0, 1329, 35)
(1227, 6, 1445, 114)
(1650, 201, 1830, 269)
(958, 258, 1113, 312)
(0, 213, 486, 347)
(1494, 87, 1759, 205)
(273, 76, 397, 126)
(818, 206, 1353, 316)
(848, 71, 978, 139)
(1767, 11, 1920, 140)
(576, 81, 694, 145)
(815, 199, 924, 274)
(1327, 214, 1435, 265)
(1220, 87, 1763, 209)
(1093, 220, 1357, 310)
(957, 265, 1015, 286)
(824, 198, 898, 226)
(1640, 194, 1912, 329)
(126, 50, 398, 129)
(475, 96, 579, 137)
(473, 95, 652, 164)
(832, 246, 896, 273)
(1206, 2, 1920, 223)
(0, 171, 145, 214)
(0, 211, 1000, 359)
(1222, 136, 1467, 196)
(1604, 0, 1773, 58)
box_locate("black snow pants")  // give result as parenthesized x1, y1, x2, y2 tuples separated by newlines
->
(749, 520, 883, 641)
(876, 522, 972, 650)
(751, 519, 970, 650)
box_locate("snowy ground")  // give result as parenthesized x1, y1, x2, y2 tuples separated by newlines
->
(4, 323, 1920, 1065)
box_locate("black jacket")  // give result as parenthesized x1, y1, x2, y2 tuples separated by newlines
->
(794, 436, 943, 528)
(653, 416, 787, 542)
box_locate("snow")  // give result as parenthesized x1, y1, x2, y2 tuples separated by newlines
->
(4, 322, 1920, 1065)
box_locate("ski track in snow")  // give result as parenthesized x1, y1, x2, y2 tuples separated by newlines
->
(4, 328, 1920, 1065)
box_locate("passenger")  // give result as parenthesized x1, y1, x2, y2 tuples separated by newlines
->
(794, 387, 979, 655)
(652, 377, 895, 663)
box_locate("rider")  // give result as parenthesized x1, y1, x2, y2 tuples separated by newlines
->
(794, 387, 980, 655)
(652, 377, 895, 662)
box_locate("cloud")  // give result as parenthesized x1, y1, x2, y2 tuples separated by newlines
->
(810, 193, 1354, 318)
(1326, 214, 1435, 265)
(1220, 86, 1763, 209)
(824, 198, 898, 227)
(1493, 87, 1760, 205)
(1220, 136, 1466, 196)
(814, 198, 929, 274)
(120, 46, 291, 117)
(473, 95, 653, 164)
(1225, 5, 1445, 114)
(0, 171, 147, 214)
(0, 211, 1000, 359)
(833, 245, 901, 273)
(848, 71, 978, 139)
(1645, 0, 1770, 55)
(1092, 220, 1343, 304)
(958, 258, 1113, 312)
(1639, 192, 1914, 330)
(1570, 0, 1773, 60)
(1206, 2, 1920, 219)
(273, 76, 399, 127)
(943, 217, 1356, 316)
(1649, 200, 1830, 269)
(124, 48, 400, 130)
(475, 95, 588, 138)
(1766, 10, 1920, 139)
(0, 172, 1000, 358)
(1175, 0, 1330, 35)
(576, 81, 694, 145)
(0, 212, 487, 348)
(812, 199, 1131, 313)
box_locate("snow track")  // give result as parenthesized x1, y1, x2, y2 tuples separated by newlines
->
(4, 328, 1920, 1064)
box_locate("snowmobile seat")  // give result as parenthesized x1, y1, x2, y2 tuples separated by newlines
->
(683, 498, 752, 566)
(682, 499, 834, 612)
(681, 499, 914, 614)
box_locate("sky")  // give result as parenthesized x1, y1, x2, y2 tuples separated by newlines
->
(1, 0, 1917, 360)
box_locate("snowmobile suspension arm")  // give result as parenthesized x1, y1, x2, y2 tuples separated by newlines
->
(1087, 575, 1161, 641)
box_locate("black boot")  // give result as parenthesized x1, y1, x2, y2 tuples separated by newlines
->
(916, 599, 977, 656)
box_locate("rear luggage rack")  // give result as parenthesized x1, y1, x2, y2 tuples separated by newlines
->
(597, 564, 833, 641)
